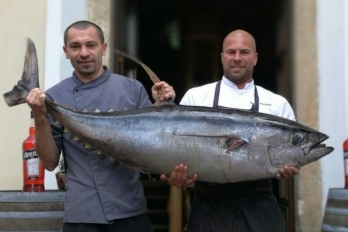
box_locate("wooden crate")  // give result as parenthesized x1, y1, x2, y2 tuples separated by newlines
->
(0, 191, 65, 232)
(321, 188, 348, 231)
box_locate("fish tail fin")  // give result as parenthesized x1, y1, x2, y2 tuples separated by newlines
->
(3, 38, 39, 107)
(45, 98, 59, 114)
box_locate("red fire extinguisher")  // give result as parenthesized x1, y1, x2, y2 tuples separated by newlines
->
(344, 138, 348, 189)
(22, 111, 45, 192)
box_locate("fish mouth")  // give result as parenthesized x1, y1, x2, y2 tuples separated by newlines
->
(303, 135, 334, 158)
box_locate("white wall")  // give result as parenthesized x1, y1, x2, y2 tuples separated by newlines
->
(44, 0, 88, 190)
(44, 0, 88, 90)
(0, 0, 112, 190)
(345, 0, 348, 130)
(0, 0, 47, 191)
(317, 0, 347, 209)
(0, 0, 89, 191)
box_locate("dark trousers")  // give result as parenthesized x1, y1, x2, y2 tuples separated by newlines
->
(62, 213, 153, 232)
(186, 194, 285, 232)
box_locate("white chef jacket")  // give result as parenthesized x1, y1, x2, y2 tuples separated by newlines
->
(180, 76, 296, 121)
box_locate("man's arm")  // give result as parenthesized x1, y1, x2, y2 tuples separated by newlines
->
(26, 88, 60, 171)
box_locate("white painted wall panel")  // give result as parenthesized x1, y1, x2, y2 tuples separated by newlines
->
(317, 0, 347, 210)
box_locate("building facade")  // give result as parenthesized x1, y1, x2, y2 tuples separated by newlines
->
(0, 0, 347, 231)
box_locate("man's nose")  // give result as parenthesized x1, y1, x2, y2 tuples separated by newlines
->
(233, 52, 241, 61)
(79, 46, 89, 57)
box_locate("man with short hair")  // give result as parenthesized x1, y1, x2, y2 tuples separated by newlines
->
(26, 20, 175, 232)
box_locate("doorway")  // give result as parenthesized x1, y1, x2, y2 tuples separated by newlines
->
(113, 0, 294, 231)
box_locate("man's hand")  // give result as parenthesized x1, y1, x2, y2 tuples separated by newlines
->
(276, 165, 300, 180)
(160, 164, 198, 187)
(151, 81, 175, 103)
(26, 88, 48, 117)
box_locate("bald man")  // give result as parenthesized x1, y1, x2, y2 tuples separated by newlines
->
(161, 30, 299, 232)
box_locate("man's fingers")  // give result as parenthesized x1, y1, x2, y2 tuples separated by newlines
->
(152, 81, 175, 102)
(283, 166, 298, 177)
(152, 81, 166, 91)
(175, 164, 187, 186)
(179, 165, 188, 186)
(39, 93, 46, 104)
(282, 172, 290, 179)
(277, 166, 300, 180)
(282, 167, 291, 177)
(186, 179, 194, 186)
(290, 166, 300, 175)
(160, 174, 169, 181)
(185, 174, 198, 186)
(278, 168, 289, 179)
(176, 164, 184, 181)
(162, 164, 197, 187)
(168, 166, 179, 185)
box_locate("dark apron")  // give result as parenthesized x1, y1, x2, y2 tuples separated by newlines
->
(187, 80, 285, 232)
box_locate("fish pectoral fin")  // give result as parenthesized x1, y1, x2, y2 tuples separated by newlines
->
(226, 138, 246, 151)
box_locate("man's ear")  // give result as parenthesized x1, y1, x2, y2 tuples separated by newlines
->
(254, 52, 258, 66)
(63, 46, 69, 59)
(102, 42, 108, 56)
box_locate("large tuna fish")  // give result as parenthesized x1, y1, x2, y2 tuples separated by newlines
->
(3, 39, 334, 183)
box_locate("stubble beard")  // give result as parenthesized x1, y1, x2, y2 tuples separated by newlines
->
(224, 68, 246, 83)
(74, 61, 97, 75)
(224, 66, 254, 84)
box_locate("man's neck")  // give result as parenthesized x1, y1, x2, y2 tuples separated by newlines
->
(77, 74, 99, 83)
(223, 77, 253, 90)
(76, 67, 105, 83)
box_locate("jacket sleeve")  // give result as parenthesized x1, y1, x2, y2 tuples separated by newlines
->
(134, 80, 152, 108)
(280, 100, 297, 121)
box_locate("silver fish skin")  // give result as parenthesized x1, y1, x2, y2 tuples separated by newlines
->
(45, 102, 333, 183)
(3, 39, 334, 183)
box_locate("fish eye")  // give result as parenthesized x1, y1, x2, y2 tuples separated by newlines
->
(293, 133, 304, 144)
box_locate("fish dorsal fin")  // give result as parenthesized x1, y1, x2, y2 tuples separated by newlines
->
(114, 50, 174, 104)
(115, 50, 161, 84)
